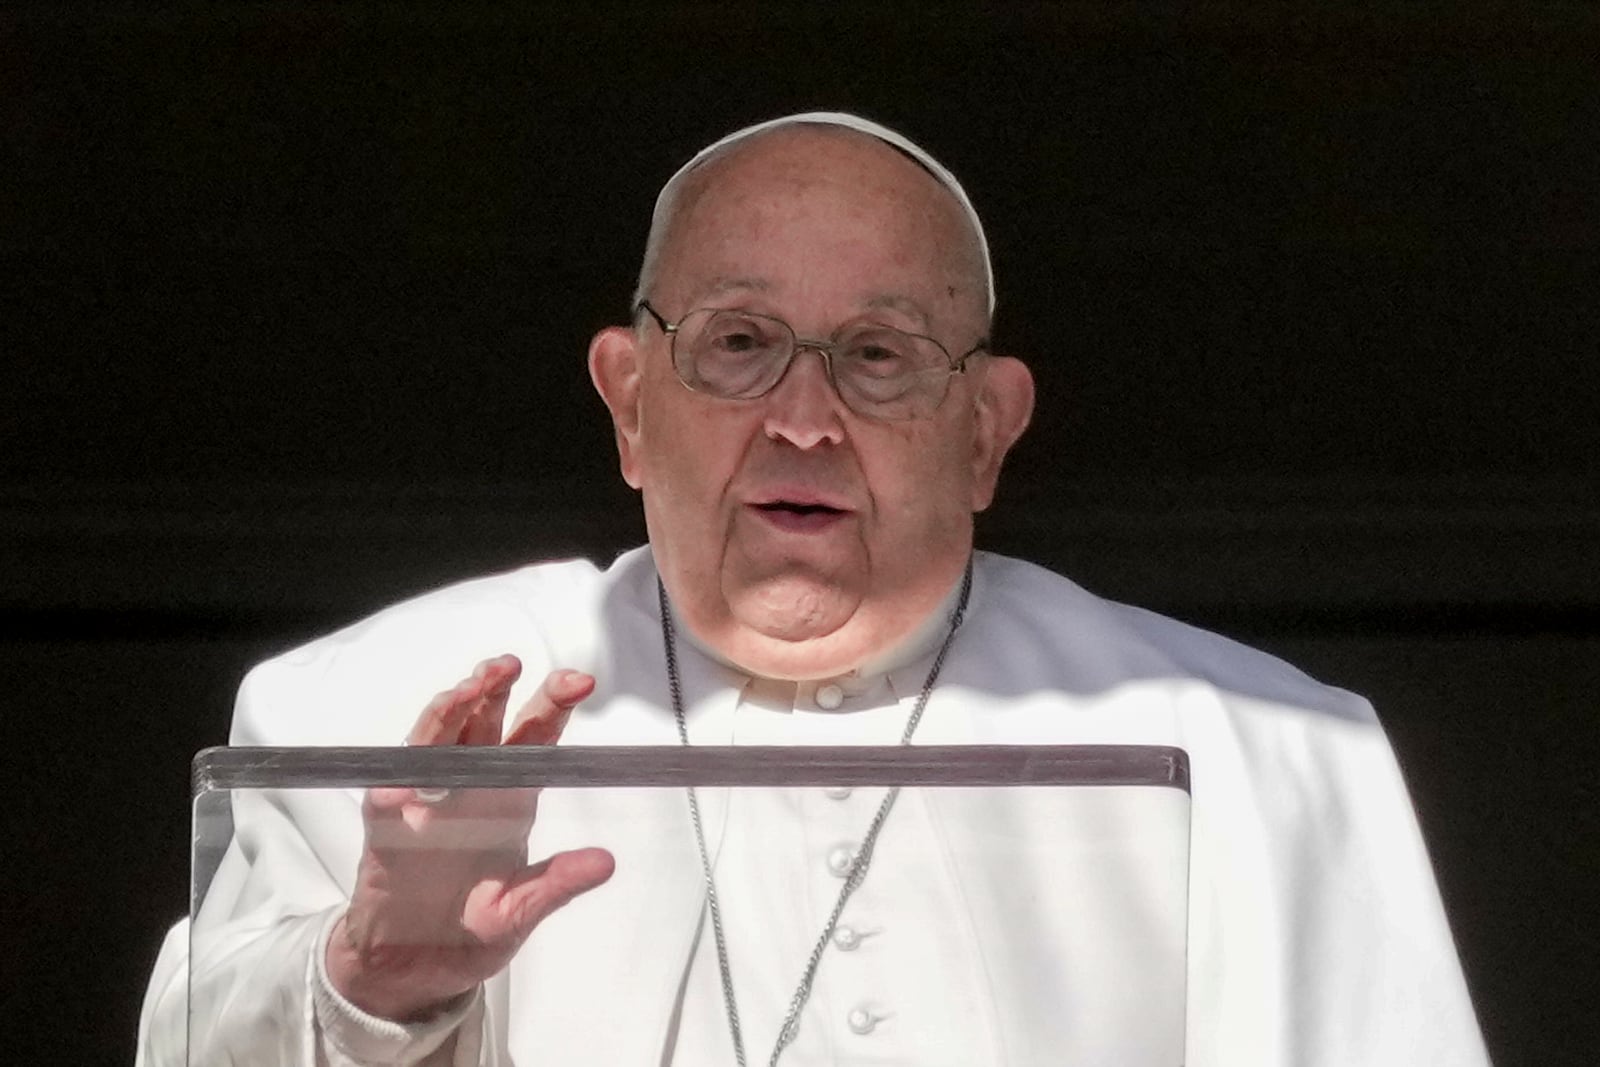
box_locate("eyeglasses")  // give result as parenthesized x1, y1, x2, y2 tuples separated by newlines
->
(636, 301, 987, 422)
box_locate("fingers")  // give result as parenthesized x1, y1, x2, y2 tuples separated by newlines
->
(405, 655, 524, 748)
(494, 847, 617, 941)
(460, 655, 521, 746)
(504, 670, 595, 746)
(377, 658, 589, 814)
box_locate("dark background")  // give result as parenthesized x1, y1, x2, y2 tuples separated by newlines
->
(3, 3, 1597, 1064)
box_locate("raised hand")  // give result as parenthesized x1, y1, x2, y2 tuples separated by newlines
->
(326, 655, 616, 1021)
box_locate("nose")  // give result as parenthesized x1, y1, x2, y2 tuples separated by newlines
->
(762, 346, 847, 449)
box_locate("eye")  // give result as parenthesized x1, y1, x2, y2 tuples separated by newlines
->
(701, 312, 784, 357)
(682, 310, 791, 398)
(708, 327, 760, 354)
(840, 329, 917, 379)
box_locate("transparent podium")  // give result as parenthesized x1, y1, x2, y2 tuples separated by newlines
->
(189, 745, 1191, 1066)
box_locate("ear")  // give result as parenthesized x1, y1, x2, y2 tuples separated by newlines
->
(967, 355, 1035, 513)
(588, 325, 646, 490)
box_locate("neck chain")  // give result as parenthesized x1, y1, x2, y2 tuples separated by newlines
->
(658, 561, 973, 1067)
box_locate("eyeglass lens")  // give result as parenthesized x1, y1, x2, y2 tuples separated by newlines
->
(675, 309, 952, 419)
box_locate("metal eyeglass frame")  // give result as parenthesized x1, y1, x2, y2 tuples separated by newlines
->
(635, 300, 989, 421)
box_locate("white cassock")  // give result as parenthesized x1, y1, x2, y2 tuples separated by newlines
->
(137, 547, 1490, 1066)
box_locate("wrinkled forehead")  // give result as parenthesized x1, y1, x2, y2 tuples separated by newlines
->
(650, 112, 995, 315)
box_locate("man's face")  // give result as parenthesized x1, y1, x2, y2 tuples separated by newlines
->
(591, 128, 1032, 679)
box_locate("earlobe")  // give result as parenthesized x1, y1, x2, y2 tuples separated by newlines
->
(968, 356, 1035, 512)
(588, 326, 646, 489)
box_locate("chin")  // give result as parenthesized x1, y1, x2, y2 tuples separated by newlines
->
(722, 627, 867, 682)
(709, 576, 868, 679)
(732, 574, 860, 642)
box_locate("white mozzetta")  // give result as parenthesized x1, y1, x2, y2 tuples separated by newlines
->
(138, 547, 1488, 1067)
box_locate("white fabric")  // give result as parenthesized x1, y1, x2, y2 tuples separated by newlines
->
(668, 664, 998, 1065)
(137, 546, 1490, 1066)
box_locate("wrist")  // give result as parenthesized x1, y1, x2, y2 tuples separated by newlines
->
(325, 912, 475, 1023)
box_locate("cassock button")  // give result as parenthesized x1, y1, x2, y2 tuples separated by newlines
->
(832, 925, 863, 951)
(824, 785, 853, 800)
(826, 843, 857, 878)
(815, 683, 845, 710)
(846, 1007, 879, 1035)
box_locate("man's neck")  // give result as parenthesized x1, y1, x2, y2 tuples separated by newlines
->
(666, 568, 969, 684)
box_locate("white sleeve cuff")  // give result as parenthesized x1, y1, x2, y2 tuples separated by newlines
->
(310, 911, 480, 1066)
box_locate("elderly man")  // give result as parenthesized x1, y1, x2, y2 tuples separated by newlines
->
(139, 113, 1488, 1065)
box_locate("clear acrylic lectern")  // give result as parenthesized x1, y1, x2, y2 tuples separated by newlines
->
(187, 745, 1190, 1065)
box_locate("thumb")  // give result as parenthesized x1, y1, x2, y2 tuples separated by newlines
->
(503, 846, 617, 939)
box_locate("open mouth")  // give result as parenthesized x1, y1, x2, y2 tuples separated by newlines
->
(756, 501, 845, 516)
(750, 500, 850, 531)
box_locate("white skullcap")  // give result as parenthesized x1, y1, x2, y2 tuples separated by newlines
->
(647, 111, 996, 316)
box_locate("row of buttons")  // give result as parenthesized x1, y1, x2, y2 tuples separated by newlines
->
(816, 766, 881, 1042)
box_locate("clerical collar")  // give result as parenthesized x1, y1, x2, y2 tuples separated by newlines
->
(661, 569, 970, 686)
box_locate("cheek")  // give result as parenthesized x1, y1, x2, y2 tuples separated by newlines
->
(861, 427, 974, 532)
(639, 393, 750, 510)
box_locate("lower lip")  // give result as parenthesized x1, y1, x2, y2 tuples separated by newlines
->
(750, 506, 850, 533)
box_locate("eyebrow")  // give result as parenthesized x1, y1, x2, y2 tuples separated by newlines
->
(701, 277, 772, 298)
(692, 279, 934, 331)
(864, 293, 933, 330)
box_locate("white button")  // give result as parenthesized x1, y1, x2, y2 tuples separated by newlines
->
(832, 925, 863, 951)
(815, 683, 845, 709)
(824, 785, 853, 800)
(826, 843, 856, 878)
(846, 1006, 878, 1035)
